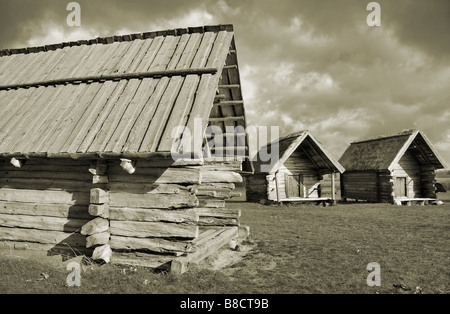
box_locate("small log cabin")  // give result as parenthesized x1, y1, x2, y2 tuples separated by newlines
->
(246, 130, 345, 205)
(0, 24, 250, 273)
(339, 129, 447, 205)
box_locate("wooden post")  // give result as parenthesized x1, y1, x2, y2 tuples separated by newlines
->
(275, 172, 280, 203)
(331, 172, 336, 205)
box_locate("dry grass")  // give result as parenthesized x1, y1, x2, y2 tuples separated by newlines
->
(0, 197, 449, 294)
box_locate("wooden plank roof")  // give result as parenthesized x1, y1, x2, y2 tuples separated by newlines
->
(253, 130, 345, 174)
(0, 25, 247, 160)
(339, 129, 447, 171)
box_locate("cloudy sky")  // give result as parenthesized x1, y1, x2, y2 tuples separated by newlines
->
(1, 0, 449, 166)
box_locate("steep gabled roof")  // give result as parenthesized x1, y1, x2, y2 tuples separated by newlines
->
(0, 24, 246, 160)
(253, 130, 345, 174)
(339, 129, 447, 171)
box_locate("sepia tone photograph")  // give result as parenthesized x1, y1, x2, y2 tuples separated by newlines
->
(0, 0, 448, 302)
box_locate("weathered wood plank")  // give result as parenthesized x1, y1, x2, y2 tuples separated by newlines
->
(109, 191, 198, 209)
(198, 197, 225, 208)
(0, 178, 94, 192)
(157, 75, 200, 152)
(0, 170, 92, 182)
(139, 76, 185, 152)
(109, 207, 198, 223)
(197, 207, 241, 219)
(77, 81, 128, 153)
(108, 167, 201, 184)
(198, 217, 239, 226)
(88, 79, 143, 152)
(134, 158, 203, 168)
(0, 201, 92, 219)
(110, 235, 193, 254)
(21, 84, 89, 153)
(200, 170, 242, 183)
(171, 226, 238, 275)
(0, 213, 88, 232)
(121, 77, 170, 152)
(0, 226, 86, 247)
(106, 78, 158, 153)
(108, 182, 191, 194)
(111, 251, 173, 269)
(0, 188, 90, 205)
(110, 220, 198, 239)
(47, 83, 104, 154)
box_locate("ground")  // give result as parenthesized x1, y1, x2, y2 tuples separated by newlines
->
(0, 192, 449, 294)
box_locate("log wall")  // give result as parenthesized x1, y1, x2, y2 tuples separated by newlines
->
(378, 172, 394, 203)
(189, 160, 242, 227)
(341, 171, 379, 202)
(107, 160, 201, 256)
(0, 158, 94, 253)
(0, 157, 244, 260)
(420, 165, 437, 198)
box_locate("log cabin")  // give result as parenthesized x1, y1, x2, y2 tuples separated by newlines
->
(339, 129, 447, 205)
(0, 24, 250, 273)
(246, 130, 345, 205)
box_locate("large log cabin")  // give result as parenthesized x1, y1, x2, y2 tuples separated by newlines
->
(0, 24, 250, 273)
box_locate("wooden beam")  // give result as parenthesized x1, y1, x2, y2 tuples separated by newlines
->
(299, 144, 320, 170)
(110, 220, 199, 239)
(412, 140, 432, 166)
(170, 227, 238, 275)
(214, 94, 226, 100)
(305, 137, 332, 170)
(223, 65, 237, 70)
(0, 68, 219, 91)
(205, 132, 247, 138)
(110, 235, 193, 254)
(275, 173, 281, 203)
(208, 116, 245, 123)
(213, 100, 244, 106)
(218, 84, 240, 89)
(331, 172, 336, 203)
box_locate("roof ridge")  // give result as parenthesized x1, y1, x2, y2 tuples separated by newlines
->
(351, 129, 418, 144)
(0, 24, 234, 57)
(279, 130, 309, 141)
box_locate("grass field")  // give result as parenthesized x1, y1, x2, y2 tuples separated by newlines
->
(0, 195, 449, 294)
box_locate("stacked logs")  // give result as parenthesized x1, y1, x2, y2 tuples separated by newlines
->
(0, 159, 93, 254)
(190, 162, 243, 227)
